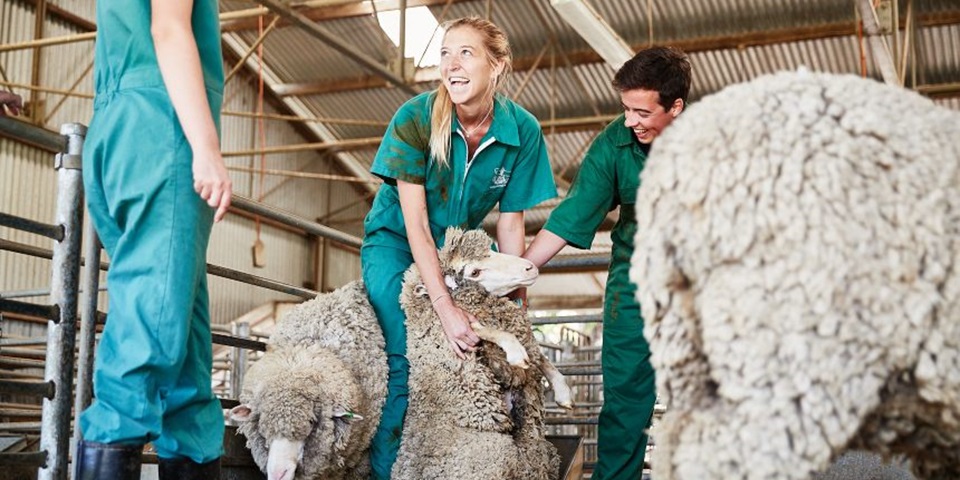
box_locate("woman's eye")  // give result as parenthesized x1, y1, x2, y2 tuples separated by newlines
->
(461, 49, 472, 56)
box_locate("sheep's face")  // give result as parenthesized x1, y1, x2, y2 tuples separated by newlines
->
(439, 228, 539, 296)
(229, 347, 364, 480)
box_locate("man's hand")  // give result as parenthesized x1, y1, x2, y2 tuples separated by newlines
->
(0, 92, 23, 116)
(192, 150, 232, 222)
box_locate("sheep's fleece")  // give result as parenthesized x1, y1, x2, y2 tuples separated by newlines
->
(235, 281, 387, 480)
(393, 228, 560, 480)
(630, 70, 960, 479)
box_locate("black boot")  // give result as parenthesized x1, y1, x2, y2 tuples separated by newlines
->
(158, 456, 221, 480)
(73, 440, 143, 480)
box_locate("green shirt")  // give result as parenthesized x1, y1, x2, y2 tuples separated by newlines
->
(364, 92, 557, 250)
(545, 114, 644, 255)
(94, 0, 223, 94)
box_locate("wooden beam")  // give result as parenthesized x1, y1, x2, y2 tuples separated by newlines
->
(268, 9, 960, 95)
(222, 0, 473, 33)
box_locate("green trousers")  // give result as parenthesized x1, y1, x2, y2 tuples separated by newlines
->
(361, 243, 414, 480)
(80, 83, 224, 463)
(593, 250, 657, 480)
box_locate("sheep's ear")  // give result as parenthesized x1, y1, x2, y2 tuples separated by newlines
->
(229, 404, 253, 422)
(414, 284, 428, 297)
(444, 274, 459, 290)
(332, 406, 364, 422)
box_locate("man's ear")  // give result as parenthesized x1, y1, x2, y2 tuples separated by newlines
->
(670, 98, 684, 117)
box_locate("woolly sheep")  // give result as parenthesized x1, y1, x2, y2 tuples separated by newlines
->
(630, 70, 960, 479)
(393, 228, 571, 480)
(230, 281, 386, 480)
(229, 228, 571, 480)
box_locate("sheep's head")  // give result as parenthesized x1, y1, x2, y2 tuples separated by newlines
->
(229, 346, 365, 480)
(433, 227, 539, 296)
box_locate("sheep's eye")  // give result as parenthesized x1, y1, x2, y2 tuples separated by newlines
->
(469, 268, 482, 277)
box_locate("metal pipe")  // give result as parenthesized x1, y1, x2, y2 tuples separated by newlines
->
(0, 212, 64, 241)
(211, 332, 267, 352)
(540, 254, 610, 273)
(0, 299, 59, 320)
(1, 237, 319, 300)
(73, 222, 102, 453)
(38, 123, 86, 480)
(0, 379, 55, 398)
(253, 0, 418, 95)
(531, 313, 602, 325)
(206, 264, 317, 300)
(230, 322, 251, 399)
(230, 195, 362, 248)
(0, 286, 106, 299)
(0, 117, 67, 152)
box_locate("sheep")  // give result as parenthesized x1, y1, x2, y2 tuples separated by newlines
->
(392, 227, 571, 480)
(629, 69, 960, 480)
(229, 281, 387, 480)
(229, 228, 571, 480)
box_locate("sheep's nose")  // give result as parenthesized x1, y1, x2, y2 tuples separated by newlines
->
(524, 261, 538, 276)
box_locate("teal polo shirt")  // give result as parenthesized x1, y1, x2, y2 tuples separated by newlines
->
(363, 92, 557, 250)
(544, 114, 644, 255)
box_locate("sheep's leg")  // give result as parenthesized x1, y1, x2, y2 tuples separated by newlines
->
(471, 322, 530, 368)
(538, 355, 574, 409)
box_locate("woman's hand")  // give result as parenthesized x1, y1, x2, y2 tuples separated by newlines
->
(192, 149, 233, 222)
(433, 296, 481, 359)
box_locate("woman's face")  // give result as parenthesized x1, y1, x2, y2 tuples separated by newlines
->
(440, 26, 503, 108)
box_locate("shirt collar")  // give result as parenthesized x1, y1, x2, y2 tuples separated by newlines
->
(451, 94, 520, 147)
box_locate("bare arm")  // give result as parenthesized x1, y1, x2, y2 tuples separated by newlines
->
(397, 180, 481, 359)
(523, 228, 568, 268)
(151, 0, 232, 222)
(497, 211, 528, 305)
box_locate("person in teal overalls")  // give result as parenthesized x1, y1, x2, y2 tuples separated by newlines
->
(362, 16, 557, 479)
(76, 1, 232, 479)
(523, 47, 692, 480)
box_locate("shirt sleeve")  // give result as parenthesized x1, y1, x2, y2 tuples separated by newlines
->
(543, 134, 616, 249)
(370, 99, 431, 186)
(499, 118, 558, 212)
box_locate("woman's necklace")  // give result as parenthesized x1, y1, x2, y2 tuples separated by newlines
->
(462, 106, 493, 139)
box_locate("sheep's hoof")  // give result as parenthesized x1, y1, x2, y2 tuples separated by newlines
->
(554, 384, 574, 410)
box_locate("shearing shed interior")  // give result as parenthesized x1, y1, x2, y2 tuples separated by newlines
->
(1, 0, 958, 479)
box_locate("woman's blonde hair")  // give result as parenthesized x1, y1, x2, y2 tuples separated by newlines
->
(429, 16, 513, 169)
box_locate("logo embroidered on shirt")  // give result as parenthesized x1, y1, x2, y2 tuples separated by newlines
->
(490, 167, 510, 189)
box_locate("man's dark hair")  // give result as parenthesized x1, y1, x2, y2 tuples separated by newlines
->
(612, 46, 691, 110)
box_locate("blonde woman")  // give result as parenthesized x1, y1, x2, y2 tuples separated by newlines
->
(360, 16, 556, 479)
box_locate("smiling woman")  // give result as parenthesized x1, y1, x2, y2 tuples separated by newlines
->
(359, 16, 558, 480)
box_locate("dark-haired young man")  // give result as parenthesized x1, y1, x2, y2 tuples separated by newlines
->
(523, 46, 691, 479)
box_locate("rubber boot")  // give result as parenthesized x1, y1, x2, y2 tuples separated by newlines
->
(73, 440, 143, 480)
(158, 456, 221, 480)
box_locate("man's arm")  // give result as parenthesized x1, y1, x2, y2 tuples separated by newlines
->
(523, 229, 569, 269)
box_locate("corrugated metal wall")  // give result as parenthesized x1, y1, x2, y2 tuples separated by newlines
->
(1, 1, 365, 336)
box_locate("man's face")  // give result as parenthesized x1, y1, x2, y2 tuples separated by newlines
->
(620, 88, 683, 145)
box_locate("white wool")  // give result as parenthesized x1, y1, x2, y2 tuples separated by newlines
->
(632, 71, 960, 479)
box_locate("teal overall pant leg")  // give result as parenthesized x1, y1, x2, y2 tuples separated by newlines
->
(361, 244, 413, 480)
(593, 254, 657, 480)
(80, 86, 224, 463)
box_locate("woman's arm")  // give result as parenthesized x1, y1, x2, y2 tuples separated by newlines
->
(397, 180, 481, 358)
(497, 211, 529, 306)
(151, 0, 232, 222)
